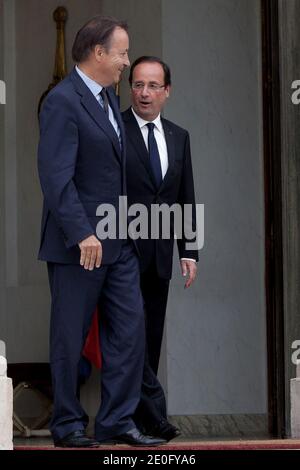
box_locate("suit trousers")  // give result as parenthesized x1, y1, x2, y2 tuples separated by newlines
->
(140, 263, 170, 375)
(133, 263, 170, 430)
(134, 346, 167, 432)
(47, 241, 145, 441)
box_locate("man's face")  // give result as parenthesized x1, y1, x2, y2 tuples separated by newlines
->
(130, 62, 170, 121)
(100, 27, 130, 85)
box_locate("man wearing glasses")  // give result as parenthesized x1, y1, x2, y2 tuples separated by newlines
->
(38, 19, 165, 448)
(122, 56, 198, 440)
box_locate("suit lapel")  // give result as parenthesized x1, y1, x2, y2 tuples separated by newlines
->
(159, 118, 175, 191)
(123, 109, 157, 188)
(81, 93, 122, 161)
(71, 69, 122, 161)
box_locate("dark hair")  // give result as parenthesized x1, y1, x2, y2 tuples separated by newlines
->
(72, 16, 128, 63)
(129, 56, 171, 87)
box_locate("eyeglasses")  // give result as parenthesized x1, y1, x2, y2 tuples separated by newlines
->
(131, 82, 166, 92)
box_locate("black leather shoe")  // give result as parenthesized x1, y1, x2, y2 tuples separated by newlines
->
(98, 427, 166, 446)
(148, 420, 181, 442)
(54, 430, 100, 448)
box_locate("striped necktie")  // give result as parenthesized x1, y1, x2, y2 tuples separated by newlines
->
(100, 88, 109, 114)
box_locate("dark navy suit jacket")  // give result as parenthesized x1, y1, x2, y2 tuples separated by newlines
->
(123, 107, 199, 279)
(38, 68, 126, 265)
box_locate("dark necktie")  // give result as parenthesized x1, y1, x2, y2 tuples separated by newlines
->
(100, 88, 109, 114)
(146, 122, 162, 188)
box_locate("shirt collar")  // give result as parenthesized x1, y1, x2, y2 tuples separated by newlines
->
(75, 65, 103, 98)
(131, 107, 163, 133)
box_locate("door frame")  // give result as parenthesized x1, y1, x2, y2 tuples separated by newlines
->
(261, 0, 285, 437)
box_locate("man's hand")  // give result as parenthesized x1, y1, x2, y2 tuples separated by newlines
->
(180, 259, 197, 289)
(79, 235, 102, 270)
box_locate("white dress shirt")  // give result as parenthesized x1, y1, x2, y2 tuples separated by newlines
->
(131, 107, 169, 178)
(131, 107, 196, 264)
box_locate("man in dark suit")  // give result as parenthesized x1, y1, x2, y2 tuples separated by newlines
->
(38, 18, 164, 448)
(122, 56, 198, 439)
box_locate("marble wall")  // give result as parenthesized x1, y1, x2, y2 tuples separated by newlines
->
(162, 0, 267, 415)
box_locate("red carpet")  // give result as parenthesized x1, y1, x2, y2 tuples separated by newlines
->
(14, 439, 300, 450)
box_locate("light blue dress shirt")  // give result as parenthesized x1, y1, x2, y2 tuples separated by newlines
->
(75, 65, 121, 144)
